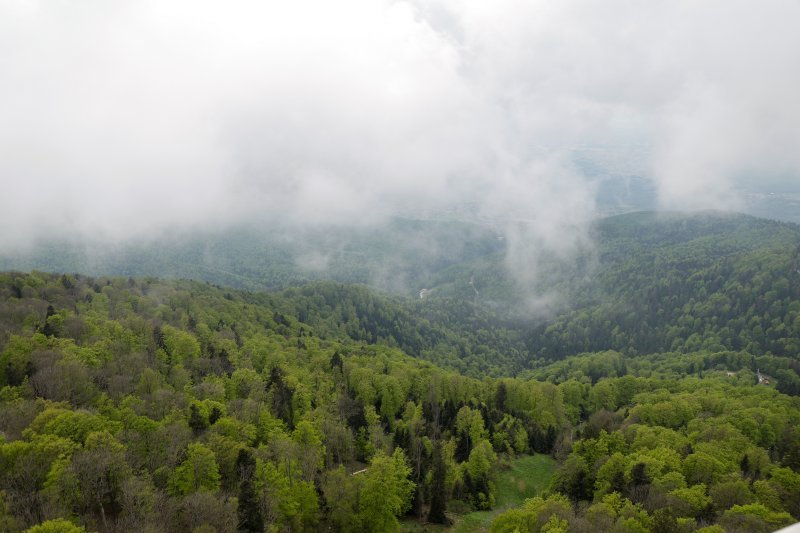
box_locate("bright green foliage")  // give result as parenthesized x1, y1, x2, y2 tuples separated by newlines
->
(228, 369, 263, 400)
(160, 325, 201, 363)
(357, 448, 414, 531)
(0, 433, 79, 525)
(24, 518, 86, 532)
(167, 443, 221, 496)
(320, 466, 360, 531)
(465, 439, 497, 509)
(628, 424, 688, 452)
(769, 466, 800, 516)
(466, 440, 496, 480)
(455, 406, 487, 455)
(588, 493, 651, 532)
(209, 416, 256, 445)
(719, 503, 794, 532)
(695, 526, 725, 533)
(492, 414, 528, 454)
(491, 493, 572, 532)
(48, 431, 130, 529)
(254, 458, 319, 530)
(25, 408, 121, 444)
(292, 420, 325, 480)
(653, 470, 687, 492)
(588, 379, 619, 412)
(682, 452, 727, 485)
(540, 515, 569, 532)
(0, 265, 799, 531)
(489, 508, 532, 532)
(0, 335, 37, 387)
(594, 452, 628, 496)
(752, 479, 782, 511)
(669, 484, 711, 518)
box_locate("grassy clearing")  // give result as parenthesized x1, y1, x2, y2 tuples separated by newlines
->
(449, 453, 556, 532)
(400, 454, 556, 532)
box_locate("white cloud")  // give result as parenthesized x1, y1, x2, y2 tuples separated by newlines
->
(1, 0, 798, 253)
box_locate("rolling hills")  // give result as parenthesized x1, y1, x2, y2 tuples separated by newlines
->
(1, 210, 799, 531)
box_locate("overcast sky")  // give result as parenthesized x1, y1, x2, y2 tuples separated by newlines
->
(2, 0, 799, 250)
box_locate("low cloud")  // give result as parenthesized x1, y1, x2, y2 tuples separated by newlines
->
(1, 0, 798, 283)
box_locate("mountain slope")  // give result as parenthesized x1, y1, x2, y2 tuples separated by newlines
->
(2, 211, 798, 380)
(0, 218, 504, 294)
(526, 212, 800, 360)
(0, 272, 799, 532)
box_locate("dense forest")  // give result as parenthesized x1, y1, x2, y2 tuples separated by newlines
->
(1, 268, 799, 532)
(4, 212, 798, 381)
(0, 219, 505, 294)
(1, 212, 799, 532)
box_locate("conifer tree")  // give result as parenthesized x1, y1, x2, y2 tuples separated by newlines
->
(236, 450, 263, 533)
(428, 440, 449, 524)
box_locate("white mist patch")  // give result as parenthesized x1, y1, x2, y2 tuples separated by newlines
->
(294, 251, 331, 273)
(476, 155, 597, 313)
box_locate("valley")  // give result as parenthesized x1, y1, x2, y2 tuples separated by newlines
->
(1, 211, 799, 532)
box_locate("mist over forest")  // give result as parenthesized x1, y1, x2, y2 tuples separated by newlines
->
(2, 2, 800, 532)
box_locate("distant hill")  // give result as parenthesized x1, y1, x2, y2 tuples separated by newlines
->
(525, 211, 800, 359)
(1, 211, 798, 384)
(0, 218, 504, 295)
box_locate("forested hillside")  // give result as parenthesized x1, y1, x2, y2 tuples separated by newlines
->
(0, 219, 504, 294)
(1, 272, 799, 532)
(6, 0, 800, 530)
(248, 213, 800, 388)
(526, 212, 800, 361)
(4, 212, 799, 380)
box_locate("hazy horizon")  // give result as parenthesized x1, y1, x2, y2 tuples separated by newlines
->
(3, 0, 800, 255)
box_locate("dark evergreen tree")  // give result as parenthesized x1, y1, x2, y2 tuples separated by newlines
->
(494, 382, 507, 412)
(208, 406, 223, 425)
(630, 462, 650, 487)
(236, 449, 263, 533)
(545, 425, 557, 454)
(610, 469, 627, 496)
(268, 366, 295, 428)
(740, 454, 750, 475)
(428, 440, 450, 525)
(455, 431, 471, 462)
(567, 468, 592, 502)
(216, 348, 235, 376)
(153, 325, 167, 351)
(527, 421, 545, 453)
(40, 305, 57, 337)
(188, 404, 208, 436)
(330, 350, 343, 371)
